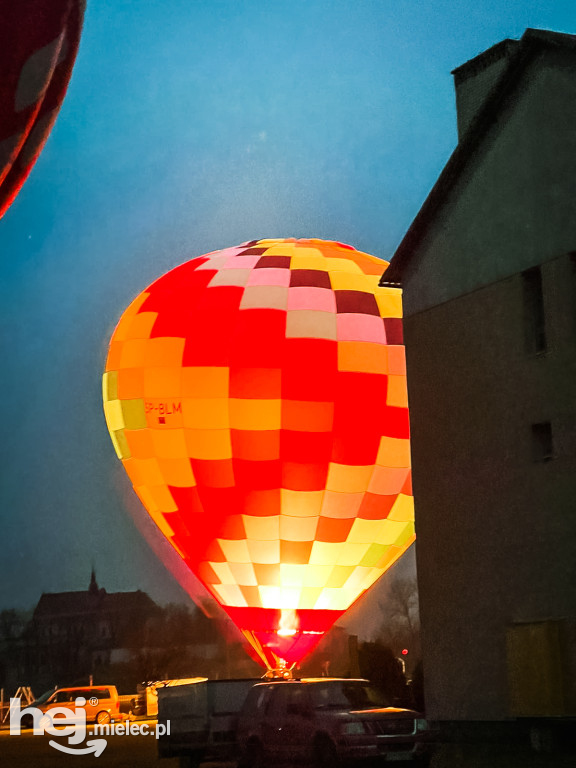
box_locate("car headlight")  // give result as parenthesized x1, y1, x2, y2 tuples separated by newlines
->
(341, 721, 367, 735)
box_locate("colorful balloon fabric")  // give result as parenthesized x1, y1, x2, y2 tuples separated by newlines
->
(103, 238, 414, 669)
(0, 0, 84, 219)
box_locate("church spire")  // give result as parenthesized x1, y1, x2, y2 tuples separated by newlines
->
(89, 566, 98, 596)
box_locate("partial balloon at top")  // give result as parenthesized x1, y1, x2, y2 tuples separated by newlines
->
(0, 0, 84, 219)
(103, 238, 414, 671)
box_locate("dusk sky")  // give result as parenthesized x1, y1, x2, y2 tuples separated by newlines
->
(1, 1, 574, 634)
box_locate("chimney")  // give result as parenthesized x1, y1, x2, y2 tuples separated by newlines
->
(452, 38, 519, 140)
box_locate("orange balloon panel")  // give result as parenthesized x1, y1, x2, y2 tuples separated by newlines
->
(103, 238, 414, 669)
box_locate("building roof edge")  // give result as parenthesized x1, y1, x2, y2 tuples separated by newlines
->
(382, 28, 576, 284)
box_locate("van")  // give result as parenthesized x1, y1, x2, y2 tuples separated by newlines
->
(25, 685, 121, 726)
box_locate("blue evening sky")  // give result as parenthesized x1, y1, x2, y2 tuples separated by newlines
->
(1, 1, 574, 630)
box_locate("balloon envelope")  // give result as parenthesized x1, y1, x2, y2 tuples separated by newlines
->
(0, 0, 84, 219)
(103, 238, 414, 669)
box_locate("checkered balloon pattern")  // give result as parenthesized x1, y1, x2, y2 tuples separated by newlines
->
(103, 238, 414, 668)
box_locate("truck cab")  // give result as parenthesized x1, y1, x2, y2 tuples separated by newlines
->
(237, 678, 430, 767)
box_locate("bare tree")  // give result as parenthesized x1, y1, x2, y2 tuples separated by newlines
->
(0, 609, 29, 641)
(376, 577, 421, 660)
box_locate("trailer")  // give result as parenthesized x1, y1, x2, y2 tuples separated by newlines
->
(157, 678, 259, 767)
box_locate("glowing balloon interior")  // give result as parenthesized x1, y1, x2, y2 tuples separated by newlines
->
(103, 238, 414, 670)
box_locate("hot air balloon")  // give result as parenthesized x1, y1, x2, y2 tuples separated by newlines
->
(0, 0, 84, 219)
(103, 238, 414, 673)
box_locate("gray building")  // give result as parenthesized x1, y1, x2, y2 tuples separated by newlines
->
(384, 29, 576, 725)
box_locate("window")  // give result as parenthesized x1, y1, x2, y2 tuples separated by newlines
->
(522, 267, 547, 353)
(309, 681, 390, 710)
(531, 421, 554, 461)
(285, 687, 310, 716)
(53, 691, 70, 703)
(243, 686, 272, 717)
(94, 688, 110, 699)
(266, 686, 288, 717)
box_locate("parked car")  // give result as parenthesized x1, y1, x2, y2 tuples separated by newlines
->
(23, 685, 121, 727)
(236, 678, 431, 767)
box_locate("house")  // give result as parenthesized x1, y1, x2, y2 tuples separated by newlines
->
(383, 29, 576, 728)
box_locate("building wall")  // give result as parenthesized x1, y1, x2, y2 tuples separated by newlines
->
(405, 249, 576, 721)
(399, 44, 576, 720)
(401, 48, 576, 318)
(453, 40, 517, 140)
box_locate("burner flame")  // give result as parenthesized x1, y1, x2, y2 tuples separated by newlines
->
(277, 608, 298, 637)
